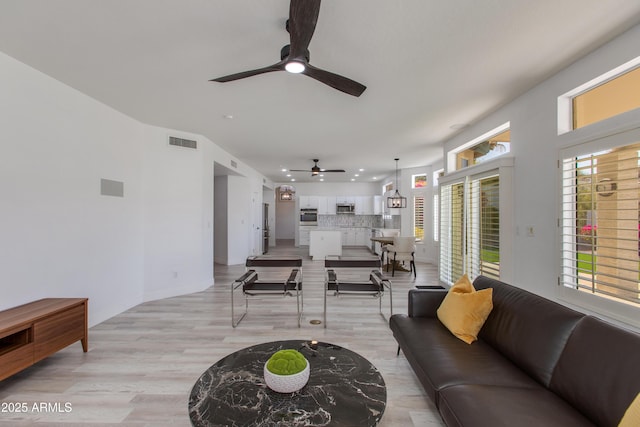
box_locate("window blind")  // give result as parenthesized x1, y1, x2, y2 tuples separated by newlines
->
(561, 141, 640, 306)
(414, 196, 425, 239)
(433, 194, 439, 242)
(440, 174, 500, 285)
(469, 175, 500, 279)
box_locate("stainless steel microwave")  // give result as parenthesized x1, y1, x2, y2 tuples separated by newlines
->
(336, 203, 355, 214)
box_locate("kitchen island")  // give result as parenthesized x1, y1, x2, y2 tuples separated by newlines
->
(309, 230, 342, 260)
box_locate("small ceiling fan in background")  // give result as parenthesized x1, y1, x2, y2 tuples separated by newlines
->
(290, 159, 345, 177)
(210, 0, 366, 97)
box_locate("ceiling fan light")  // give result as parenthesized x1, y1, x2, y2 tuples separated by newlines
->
(285, 61, 305, 73)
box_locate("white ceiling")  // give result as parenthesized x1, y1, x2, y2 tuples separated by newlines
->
(2, 1, 640, 183)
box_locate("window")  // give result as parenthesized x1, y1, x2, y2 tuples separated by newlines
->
(414, 196, 425, 239)
(447, 122, 511, 172)
(572, 66, 640, 130)
(433, 169, 443, 242)
(455, 130, 511, 170)
(412, 174, 427, 189)
(558, 56, 640, 134)
(433, 194, 439, 242)
(561, 140, 640, 306)
(383, 182, 393, 193)
(440, 171, 503, 285)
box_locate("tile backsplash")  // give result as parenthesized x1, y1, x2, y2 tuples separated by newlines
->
(318, 215, 384, 228)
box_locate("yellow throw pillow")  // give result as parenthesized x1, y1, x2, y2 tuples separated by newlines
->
(436, 274, 493, 344)
(619, 392, 640, 427)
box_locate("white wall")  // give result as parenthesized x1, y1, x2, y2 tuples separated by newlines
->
(440, 23, 640, 329)
(0, 51, 266, 326)
(141, 126, 214, 302)
(226, 176, 251, 265)
(0, 51, 145, 325)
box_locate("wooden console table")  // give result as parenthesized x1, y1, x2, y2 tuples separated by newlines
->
(0, 298, 88, 381)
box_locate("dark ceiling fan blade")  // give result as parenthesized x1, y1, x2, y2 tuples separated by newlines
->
(289, 169, 312, 172)
(319, 169, 346, 173)
(288, 0, 321, 60)
(210, 61, 285, 82)
(302, 64, 366, 97)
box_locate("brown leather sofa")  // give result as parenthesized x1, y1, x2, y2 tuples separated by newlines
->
(389, 276, 640, 427)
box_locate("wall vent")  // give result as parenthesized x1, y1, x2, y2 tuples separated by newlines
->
(169, 136, 197, 149)
(230, 160, 238, 168)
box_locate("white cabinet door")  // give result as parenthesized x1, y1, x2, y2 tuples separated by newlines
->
(355, 229, 368, 246)
(355, 196, 374, 215)
(325, 196, 336, 214)
(317, 196, 328, 214)
(299, 228, 311, 246)
(336, 196, 355, 205)
(373, 196, 384, 215)
(299, 196, 319, 209)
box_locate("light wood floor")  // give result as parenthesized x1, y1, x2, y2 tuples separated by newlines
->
(0, 244, 444, 426)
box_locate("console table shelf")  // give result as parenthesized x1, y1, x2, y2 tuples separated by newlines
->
(0, 298, 88, 381)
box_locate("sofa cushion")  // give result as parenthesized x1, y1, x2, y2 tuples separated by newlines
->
(437, 274, 493, 344)
(473, 276, 585, 387)
(549, 316, 640, 427)
(438, 384, 595, 427)
(389, 315, 539, 405)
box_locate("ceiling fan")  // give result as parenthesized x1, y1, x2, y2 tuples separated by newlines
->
(290, 159, 345, 177)
(210, 0, 366, 97)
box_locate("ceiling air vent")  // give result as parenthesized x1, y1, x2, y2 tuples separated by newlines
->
(169, 136, 197, 149)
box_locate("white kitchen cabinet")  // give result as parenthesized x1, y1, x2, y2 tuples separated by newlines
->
(299, 227, 311, 246)
(336, 196, 355, 205)
(317, 196, 337, 215)
(373, 196, 384, 215)
(355, 228, 368, 246)
(355, 196, 374, 215)
(299, 196, 319, 209)
(325, 196, 336, 214)
(340, 228, 356, 246)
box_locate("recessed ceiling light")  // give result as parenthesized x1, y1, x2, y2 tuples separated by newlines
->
(354, 174, 359, 177)
(286, 174, 291, 177)
(351, 178, 355, 181)
(291, 179, 296, 182)
(373, 177, 378, 180)
(319, 174, 324, 177)
(359, 168, 365, 172)
(320, 178, 324, 182)
(281, 168, 287, 172)
(223, 114, 234, 120)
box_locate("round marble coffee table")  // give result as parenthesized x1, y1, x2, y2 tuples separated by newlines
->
(189, 340, 386, 426)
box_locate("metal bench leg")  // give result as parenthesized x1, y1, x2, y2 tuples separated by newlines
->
(323, 286, 327, 329)
(231, 281, 248, 328)
(296, 288, 301, 328)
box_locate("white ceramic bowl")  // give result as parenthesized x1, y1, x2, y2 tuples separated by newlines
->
(263, 359, 310, 393)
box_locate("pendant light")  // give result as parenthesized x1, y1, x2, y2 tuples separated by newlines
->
(386, 158, 407, 208)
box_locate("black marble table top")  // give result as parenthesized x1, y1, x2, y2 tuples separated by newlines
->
(189, 340, 386, 426)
